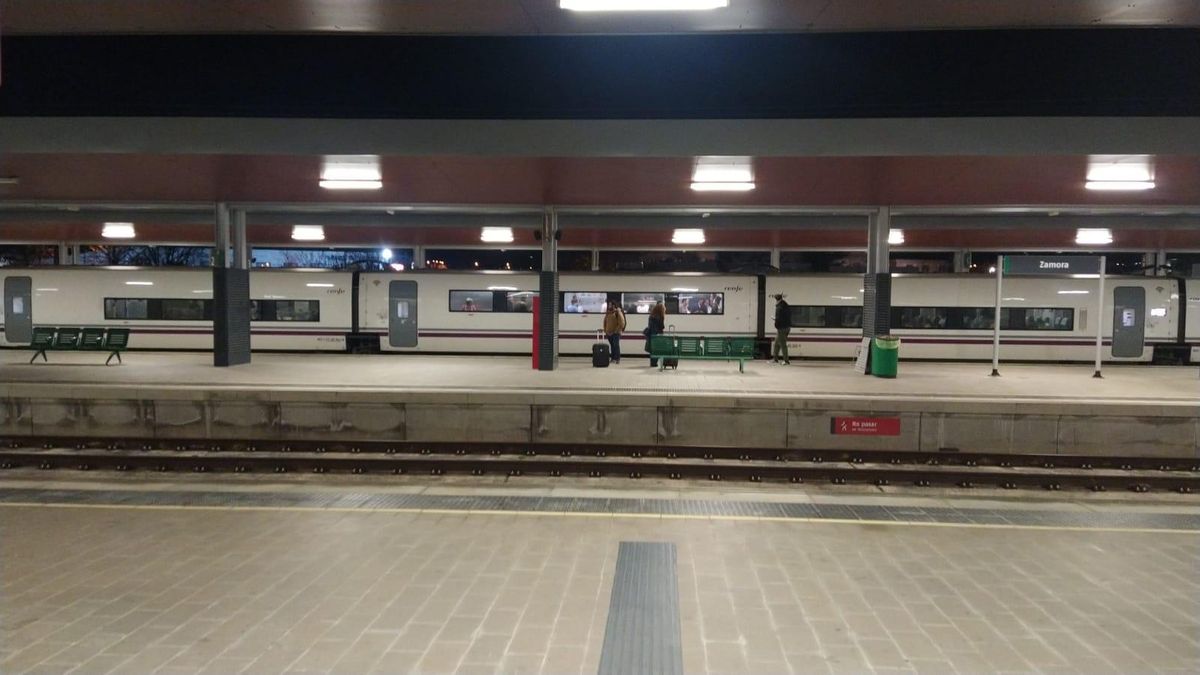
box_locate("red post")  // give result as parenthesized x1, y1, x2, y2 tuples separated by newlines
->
(531, 295, 540, 370)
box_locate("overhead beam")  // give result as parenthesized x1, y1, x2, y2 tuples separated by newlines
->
(4, 117, 1200, 157)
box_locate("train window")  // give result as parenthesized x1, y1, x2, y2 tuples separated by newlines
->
(838, 306, 863, 328)
(959, 308, 995, 330)
(893, 307, 949, 330)
(1019, 308, 1073, 331)
(790, 306, 827, 327)
(621, 293, 664, 315)
(449, 291, 494, 313)
(505, 291, 536, 313)
(562, 292, 608, 314)
(161, 299, 208, 321)
(274, 300, 320, 322)
(676, 293, 724, 315)
(103, 298, 149, 320)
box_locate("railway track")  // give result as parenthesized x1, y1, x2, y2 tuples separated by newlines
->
(1, 438, 1197, 494)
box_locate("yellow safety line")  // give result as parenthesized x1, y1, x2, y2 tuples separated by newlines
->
(1, 501, 1196, 534)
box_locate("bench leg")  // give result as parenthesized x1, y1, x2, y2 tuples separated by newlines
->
(30, 350, 47, 364)
(105, 351, 121, 366)
(739, 360, 745, 374)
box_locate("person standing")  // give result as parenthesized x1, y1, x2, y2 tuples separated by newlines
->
(645, 302, 666, 367)
(603, 303, 627, 364)
(772, 294, 792, 364)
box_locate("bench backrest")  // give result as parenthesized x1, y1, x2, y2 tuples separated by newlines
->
(649, 335, 676, 355)
(53, 327, 82, 350)
(79, 327, 107, 350)
(677, 337, 702, 356)
(30, 327, 56, 348)
(104, 328, 131, 350)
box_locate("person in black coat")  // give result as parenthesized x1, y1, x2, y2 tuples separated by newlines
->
(645, 302, 666, 367)
(772, 294, 792, 364)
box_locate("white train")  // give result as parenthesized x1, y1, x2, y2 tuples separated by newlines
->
(0, 267, 1196, 364)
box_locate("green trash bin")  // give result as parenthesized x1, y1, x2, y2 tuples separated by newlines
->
(870, 336, 901, 378)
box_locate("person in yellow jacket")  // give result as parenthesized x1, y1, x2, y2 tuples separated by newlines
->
(603, 303, 627, 364)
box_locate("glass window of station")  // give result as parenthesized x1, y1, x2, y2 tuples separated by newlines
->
(0, 245, 58, 266)
(598, 250, 770, 273)
(252, 247, 413, 270)
(778, 251, 954, 274)
(78, 245, 212, 267)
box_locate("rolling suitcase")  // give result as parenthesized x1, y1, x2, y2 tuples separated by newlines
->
(662, 324, 679, 370)
(592, 330, 611, 368)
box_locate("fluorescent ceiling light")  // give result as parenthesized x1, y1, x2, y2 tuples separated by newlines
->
(888, 229, 905, 245)
(1085, 180, 1155, 191)
(560, 0, 728, 11)
(1086, 155, 1155, 191)
(291, 225, 326, 242)
(1075, 228, 1113, 245)
(672, 228, 705, 245)
(320, 155, 382, 190)
(671, 288, 700, 292)
(318, 179, 383, 190)
(691, 156, 755, 191)
(380, 248, 393, 261)
(690, 181, 756, 192)
(481, 227, 514, 243)
(102, 222, 136, 239)
(124, 281, 154, 286)
(487, 286, 518, 291)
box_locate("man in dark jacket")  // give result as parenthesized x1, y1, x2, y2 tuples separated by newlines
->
(772, 294, 792, 364)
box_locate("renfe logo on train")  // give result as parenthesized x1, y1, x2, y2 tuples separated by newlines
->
(831, 417, 901, 436)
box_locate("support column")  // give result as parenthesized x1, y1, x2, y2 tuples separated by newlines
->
(212, 203, 251, 367)
(862, 207, 892, 338)
(413, 245, 425, 269)
(537, 208, 560, 371)
(56, 242, 73, 265)
(770, 248, 781, 271)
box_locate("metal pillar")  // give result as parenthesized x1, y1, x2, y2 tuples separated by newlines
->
(212, 203, 251, 367)
(56, 242, 73, 265)
(769, 248, 781, 271)
(413, 245, 425, 269)
(537, 208, 560, 371)
(862, 207, 892, 338)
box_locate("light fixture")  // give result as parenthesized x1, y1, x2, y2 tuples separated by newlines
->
(124, 281, 154, 286)
(389, 263, 406, 271)
(481, 227, 514, 243)
(306, 283, 335, 288)
(102, 222, 136, 239)
(671, 288, 700, 292)
(1085, 181, 1155, 191)
(487, 286, 519, 291)
(1085, 155, 1155, 191)
(690, 156, 755, 192)
(888, 229, 905, 245)
(672, 228, 705, 245)
(690, 182, 755, 192)
(0, 177, 19, 186)
(381, 248, 394, 262)
(1075, 228, 1113, 245)
(291, 225, 326, 242)
(560, 0, 728, 11)
(319, 155, 382, 190)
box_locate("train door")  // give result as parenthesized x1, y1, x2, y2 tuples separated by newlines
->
(388, 280, 418, 348)
(3, 276, 33, 343)
(1111, 286, 1145, 358)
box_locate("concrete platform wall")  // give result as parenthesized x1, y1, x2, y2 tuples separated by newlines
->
(2, 387, 1196, 457)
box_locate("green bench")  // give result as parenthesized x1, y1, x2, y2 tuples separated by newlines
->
(30, 327, 130, 365)
(650, 334, 755, 373)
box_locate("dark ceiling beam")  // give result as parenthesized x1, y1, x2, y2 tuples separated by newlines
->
(4, 117, 1199, 157)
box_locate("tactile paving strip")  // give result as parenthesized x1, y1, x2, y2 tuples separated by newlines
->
(598, 542, 683, 675)
(0, 487, 1196, 531)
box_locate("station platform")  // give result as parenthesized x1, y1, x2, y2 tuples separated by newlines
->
(1, 474, 1197, 674)
(0, 352, 1196, 457)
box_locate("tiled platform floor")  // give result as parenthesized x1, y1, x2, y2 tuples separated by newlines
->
(2, 479, 1198, 674)
(1, 351, 1197, 404)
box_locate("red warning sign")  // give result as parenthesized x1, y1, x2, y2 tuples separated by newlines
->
(831, 417, 901, 436)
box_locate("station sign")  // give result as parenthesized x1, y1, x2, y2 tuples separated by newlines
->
(831, 417, 901, 436)
(1002, 255, 1102, 275)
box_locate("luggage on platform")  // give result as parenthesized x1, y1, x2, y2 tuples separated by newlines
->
(592, 330, 611, 368)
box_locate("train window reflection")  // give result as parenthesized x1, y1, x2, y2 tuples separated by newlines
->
(450, 291, 494, 313)
(622, 293, 664, 314)
(790, 306, 827, 327)
(677, 293, 724, 315)
(1022, 308, 1073, 331)
(506, 291, 535, 313)
(273, 300, 320, 322)
(895, 307, 949, 329)
(563, 292, 607, 314)
(161, 299, 207, 321)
